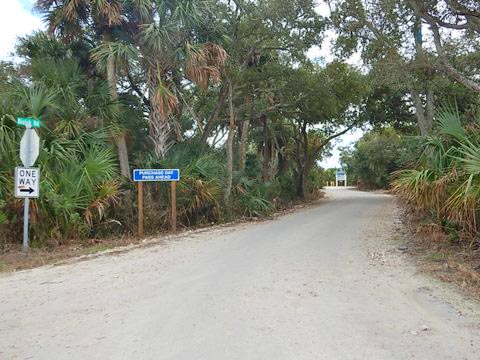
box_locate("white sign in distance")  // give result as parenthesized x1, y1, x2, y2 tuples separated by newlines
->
(15, 167, 40, 198)
(336, 171, 346, 181)
(20, 128, 40, 167)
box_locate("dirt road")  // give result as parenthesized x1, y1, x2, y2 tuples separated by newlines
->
(1, 188, 479, 359)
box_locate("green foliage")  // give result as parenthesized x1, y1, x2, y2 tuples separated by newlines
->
(341, 128, 420, 189)
(0, 0, 395, 249)
(392, 107, 480, 241)
(232, 177, 274, 218)
(0, 50, 122, 245)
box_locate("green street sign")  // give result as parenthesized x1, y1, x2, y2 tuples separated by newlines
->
(17, 117, 41, 128)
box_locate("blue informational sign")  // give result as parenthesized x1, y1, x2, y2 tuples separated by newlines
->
(133, 169, 180, 182)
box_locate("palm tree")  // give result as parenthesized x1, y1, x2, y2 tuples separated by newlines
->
(125, 0, 227, 158)
(36, 0, 132, 179)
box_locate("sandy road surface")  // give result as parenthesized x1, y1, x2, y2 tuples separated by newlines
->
(1, 188, 479, 359)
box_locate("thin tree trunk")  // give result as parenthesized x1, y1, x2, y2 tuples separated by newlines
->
(106, 50, 131, 179)
(114, 135, 131, 179)
(239, 118, 249, 172)
(294, 122, 306, 198)
(261, 114, 270, 181)
(277, 137, 289, 176)
(224, 80, 235, 204)
(411, 89, 429, 136)
(239, 96, 252, 172)
(269, 140, 277, 179)
(172, 70, 184, 142)
(299, 121, 309, 198)
(411, 19, 433, 137)
(201, 86, 228, 146)
(108, 55, 131, 177)
(425, 87, 434, 133)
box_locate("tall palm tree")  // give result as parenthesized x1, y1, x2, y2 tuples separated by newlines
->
(126, 0, 227, 158)
(36, 0, 132, 179)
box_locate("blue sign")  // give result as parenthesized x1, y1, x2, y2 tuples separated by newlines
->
(133, 169, 180, 182)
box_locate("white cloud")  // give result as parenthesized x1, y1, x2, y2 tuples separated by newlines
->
(0, 0, 44, 61)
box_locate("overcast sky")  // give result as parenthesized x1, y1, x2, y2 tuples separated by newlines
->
(0, 1, 43, 59)
(0, 0, 362, 169)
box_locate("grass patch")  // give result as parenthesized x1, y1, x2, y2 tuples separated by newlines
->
(84, 244, 113, 255)
(426, 252, 447, 262)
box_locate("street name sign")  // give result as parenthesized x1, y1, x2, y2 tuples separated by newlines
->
(20, 129, 40, 167)
(15, 167, 40, 198)
(133, 169, 180, 182)
(17, 117, 42, 128)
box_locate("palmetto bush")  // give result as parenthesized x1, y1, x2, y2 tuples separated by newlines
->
(0, 57, 122, 246)
(0, 115, 120, 245)
(232, 176, 274, 218)
(137, 148, 224, 228)
(392, 107, 480, 242)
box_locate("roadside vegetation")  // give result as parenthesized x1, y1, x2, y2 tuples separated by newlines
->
(1, 0, 480, 260)
(331, 0, 480, 250)
(1, 0, 363, 251)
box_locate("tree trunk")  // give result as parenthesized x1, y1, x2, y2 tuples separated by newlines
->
(411, 89, 430, 136)
(277, 143, 289, 175)
(147, 63, 173, 159)
(224, 80, 235, 204)
(239, 118, 249, 172)
(294, 122, 307, 198)
(106, 47, 131, 179)
(268, 138, 278, 179)
(299, 121, 309, 198)
(201, 86, 228, 146)
(297, 170, 305, 198)
(425, 87, 434, 133)
(261, 114, 270, 181)
(172, 70, 184, 142)
(114, 135, 131, 179)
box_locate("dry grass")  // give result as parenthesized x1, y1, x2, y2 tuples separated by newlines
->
(0, 236, 143, 273)
(401, 205, 480, 298)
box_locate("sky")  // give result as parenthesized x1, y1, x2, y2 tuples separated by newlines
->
(0, 0, 362, 169)
(0, 0, 43, 60)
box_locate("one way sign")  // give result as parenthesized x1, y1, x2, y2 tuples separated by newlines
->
(15, 167, 40, 198)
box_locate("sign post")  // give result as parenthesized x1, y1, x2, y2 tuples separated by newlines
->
(133, 169, 180, 237)
(138, 181, 144, 238)
(16, 118, 41, 252)
(171, 181, 177, 233)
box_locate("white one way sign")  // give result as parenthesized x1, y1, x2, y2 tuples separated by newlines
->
(15, 167, 40, 198)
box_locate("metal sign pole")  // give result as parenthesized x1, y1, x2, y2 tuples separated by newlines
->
(23, 196, 30, 252)
(23, 124, 31, 253)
